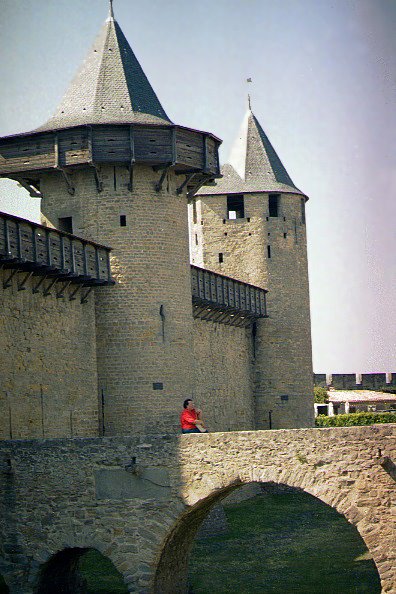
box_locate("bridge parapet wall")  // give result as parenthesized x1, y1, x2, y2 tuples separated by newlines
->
(0, 426, 395, 593)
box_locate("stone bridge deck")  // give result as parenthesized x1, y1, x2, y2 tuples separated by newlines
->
(1, 425, 395, 593)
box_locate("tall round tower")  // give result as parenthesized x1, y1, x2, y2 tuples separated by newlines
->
(0, 4, 221, 435)
(191, 103, 314, 429)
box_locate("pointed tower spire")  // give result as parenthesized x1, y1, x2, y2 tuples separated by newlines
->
(197, 105, 305, 197)
(107, 0, 115, 21)
(36, 4, 172, 131)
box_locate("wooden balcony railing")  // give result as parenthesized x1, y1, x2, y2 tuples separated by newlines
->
(0, 211, 113, 291)
(191, 265, 268, 327)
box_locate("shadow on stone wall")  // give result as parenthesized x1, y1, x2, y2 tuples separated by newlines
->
(154, 481, 382, 594)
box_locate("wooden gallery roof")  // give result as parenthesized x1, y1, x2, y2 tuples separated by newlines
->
(0, 4, 221, 198)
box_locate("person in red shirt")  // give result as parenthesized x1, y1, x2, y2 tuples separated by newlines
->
(180, 399, 207, 433)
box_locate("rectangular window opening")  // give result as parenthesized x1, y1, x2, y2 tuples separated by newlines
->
(120, 215, 126, 227)
(195, 233, 198, 245)
(58, 216, 73, 234)
(227, 194, 244, 219)
(267, 245, 271, 258)
(269, 194, 280, 217)
(219, 253, 224, 263)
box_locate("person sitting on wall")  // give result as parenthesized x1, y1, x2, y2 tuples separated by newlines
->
(180, 399, 208, 433)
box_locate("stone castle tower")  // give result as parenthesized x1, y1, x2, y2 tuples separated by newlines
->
(190, 102, 314, 428)
(0, 4, 313, 437)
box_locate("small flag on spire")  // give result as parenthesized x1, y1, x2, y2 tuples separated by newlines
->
(247, 78, 252, 83)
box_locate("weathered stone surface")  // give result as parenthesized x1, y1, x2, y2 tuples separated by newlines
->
(95, 468, 171, 500)
(0, 426, 394, 593)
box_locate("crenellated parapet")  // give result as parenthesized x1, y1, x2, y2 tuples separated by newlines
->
(314, 372, 395, 390)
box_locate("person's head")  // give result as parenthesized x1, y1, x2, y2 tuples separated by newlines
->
(183, 398, 194, 410)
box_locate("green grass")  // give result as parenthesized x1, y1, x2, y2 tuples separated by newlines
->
(188, 492, 381, 594)
(78, 549, 128, 594)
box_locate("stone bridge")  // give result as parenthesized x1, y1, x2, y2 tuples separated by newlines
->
(1, 425, 395, 593)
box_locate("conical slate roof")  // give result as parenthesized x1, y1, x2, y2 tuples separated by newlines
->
(36, 4, 172, 131)
(197, 105, 305, 197)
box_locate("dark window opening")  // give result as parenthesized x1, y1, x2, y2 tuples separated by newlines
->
(113, 166, 117, 191)
(227, 194, 244, 219)
(267, 245, 271, 258)
(153, 382, 163, 390)
(269, 194, 280, 217)
(284, 232, 287, 238)
(246, 217, 251, 222)
(58, 217, 73, 234)
(301, 198, 306, 224)
(266, 216, 269, 221)
(219, 253, 224, 263)
(120, 215, 126, 227)
(224, 232, 227, 236)
(195, 234, 198, 245)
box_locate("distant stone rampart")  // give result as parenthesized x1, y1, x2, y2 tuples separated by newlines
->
(314, 373, 395, 390)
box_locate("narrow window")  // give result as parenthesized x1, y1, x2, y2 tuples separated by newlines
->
(195, 233, 198, 245)
(192, 200, 197, 224)
(219, 253, 224, 263)
(227, 194, 244, 219)
(283, 232, 287, 238)
(269, 194, 279, 217)
(267, 245, 271, 258)
(58, 217, 73, 234)
(120, 215, 126, 227)
(301, 198, 306, 224)
(113, 166, 117, 191)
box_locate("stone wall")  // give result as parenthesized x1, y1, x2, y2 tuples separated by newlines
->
(190, 192, 314, 429)
(0, 269, 99, 439)
(192, 319, 254, 432)
(314, 373, 396, 390)
(0, 426, 394, 593)
(40, 165, 195, 436)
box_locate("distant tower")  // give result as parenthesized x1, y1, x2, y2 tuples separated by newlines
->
(0, 5, 220, 435)
(191, 103, 314, 428)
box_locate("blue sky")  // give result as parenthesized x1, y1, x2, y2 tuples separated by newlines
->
(0, 0, 395, 372)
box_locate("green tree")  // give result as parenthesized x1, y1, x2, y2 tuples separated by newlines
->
(314, 386, 328, 403)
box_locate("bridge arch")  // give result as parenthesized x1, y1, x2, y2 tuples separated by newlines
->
(34, 546, 128, 594)
(154, 474, 389, 593)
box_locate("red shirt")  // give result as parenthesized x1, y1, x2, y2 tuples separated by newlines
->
(180, 408, 198, 430)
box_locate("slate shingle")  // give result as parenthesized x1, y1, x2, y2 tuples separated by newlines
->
(197, 108, 306, 197)
(35, 12, 172, 132)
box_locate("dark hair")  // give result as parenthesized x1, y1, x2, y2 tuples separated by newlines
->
(183, 399, 192, 409)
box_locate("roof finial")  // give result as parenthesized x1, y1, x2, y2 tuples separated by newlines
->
(108, 0, 115, 21)
(246, 78, 252, 111)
